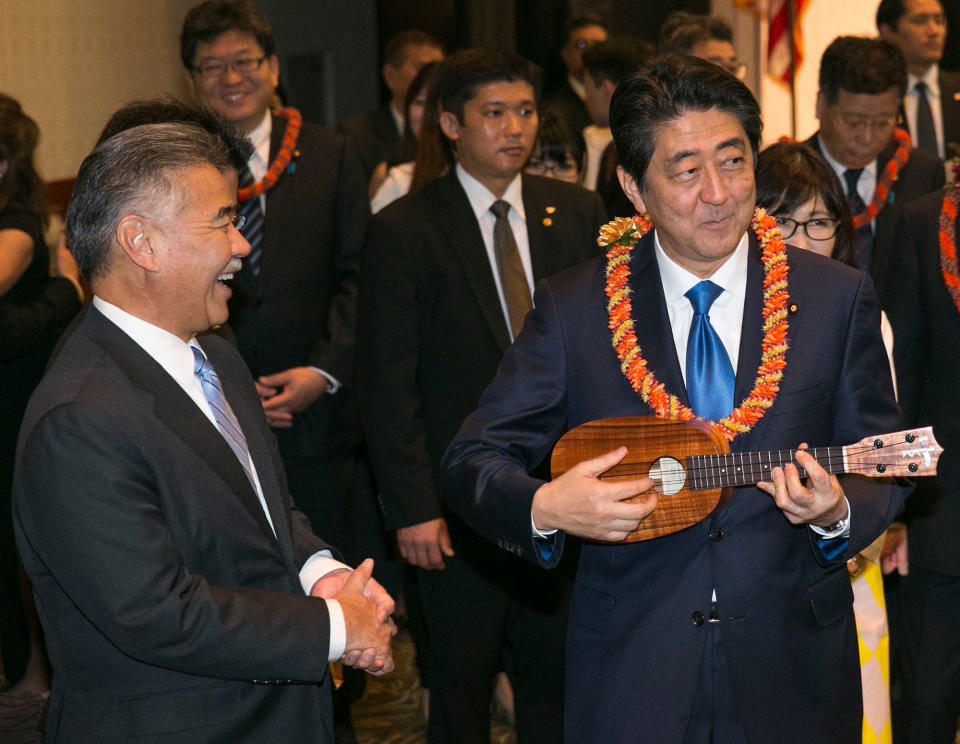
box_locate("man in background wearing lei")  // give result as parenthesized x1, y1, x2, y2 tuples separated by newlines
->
(805, 35, 943, 306)
(442, 55, 905, 743)
(883, 179, 960, 743)
(180, 2, 370, 739)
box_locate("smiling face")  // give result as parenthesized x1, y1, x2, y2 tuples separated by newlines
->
(879, 0, 946, 74)
(187, 29, 279, 135)
(816, 88, 900, 170)
(439, 80, 538, 197)
(619, 108, 756, 278)
(145, 164, 250, 340)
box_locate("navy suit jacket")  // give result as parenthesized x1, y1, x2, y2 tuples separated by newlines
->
(442, 232, 905, 742)
(13, 306, 337, 743)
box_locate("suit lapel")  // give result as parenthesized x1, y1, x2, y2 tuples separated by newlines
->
(436, 171, 512, 351)
(524, 175, 565, 281)
(85, 308, 279, 546)
(628, 233, 689, 408)
(734, 238, 764, 408)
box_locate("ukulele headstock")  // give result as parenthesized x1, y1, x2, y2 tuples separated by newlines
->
(845, 427, 942, 478)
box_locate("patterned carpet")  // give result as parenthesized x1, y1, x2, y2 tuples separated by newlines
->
(354, 628, 516, 744)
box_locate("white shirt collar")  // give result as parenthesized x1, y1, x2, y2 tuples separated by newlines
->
(654, 230, 750, 304)
(908, 66, 941, 99)
(567, 74, 586, 102)
(92, 296, 198, 388)
(247, 109, 272, 167)
(817, 134, 876, 181)
(456, 164, 526, 223)
(389, 101, 405, 137)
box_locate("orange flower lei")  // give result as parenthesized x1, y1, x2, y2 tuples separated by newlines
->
(601, 208, 789, 442)
(851, 128, 912, 229)
(237, 107, 302, 203)
(938, 183, 960, 315)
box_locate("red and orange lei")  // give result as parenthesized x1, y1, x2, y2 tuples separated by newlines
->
(938, 183, 960, 315)
(851, 128, 912, 230)
(237, 107, 302, 203)
(601, 208, 789, 442)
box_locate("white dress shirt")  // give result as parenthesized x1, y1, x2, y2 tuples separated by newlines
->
(456, 164, 534, 342)
(92, 296, 348, 659)
(582, 125, 614, 192)
(818, 136, 878, 237)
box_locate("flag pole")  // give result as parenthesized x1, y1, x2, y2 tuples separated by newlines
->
(787, 0, 797, 140)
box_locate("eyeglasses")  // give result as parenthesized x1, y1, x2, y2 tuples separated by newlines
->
(836, 114, 897, 134)
(774, 216, 839, 241)
(526, 158, 579, 177)
(229, 213, 247, 231)
(193, 55, 267, 79)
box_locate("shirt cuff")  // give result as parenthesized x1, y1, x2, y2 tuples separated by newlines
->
(299, 551, 351, 661)
(530, 511, 557, 539)
(809, 496, 851, 539)
(308, 366, 342, 394)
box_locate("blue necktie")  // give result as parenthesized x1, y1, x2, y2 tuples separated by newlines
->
(192, 346, 256, 490)
(237, 162, 265, 277)
(685, 281, 735, 422)
(844, 168, 874, 274)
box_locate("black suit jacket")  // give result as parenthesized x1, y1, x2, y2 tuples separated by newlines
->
(442, 234, 905, 742)
(357, 170, 607, 532)
(338, 105, 404, 179)
(806, 132, 944, 305)
(13, 306, 337, 742)
(228, 115, 369, 459)
(898, 68, 960, 154)
(887, 188, 960, 575)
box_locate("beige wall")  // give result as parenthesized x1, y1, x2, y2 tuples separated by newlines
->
(0, 0, 198, 181)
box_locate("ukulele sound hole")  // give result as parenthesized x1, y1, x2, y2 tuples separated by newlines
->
(649, 456, 685, 496)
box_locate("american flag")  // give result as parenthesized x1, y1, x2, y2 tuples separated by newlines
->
(736, 0, 810, 83)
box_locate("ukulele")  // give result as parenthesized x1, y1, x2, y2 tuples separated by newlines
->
(550, 416, 941, 543)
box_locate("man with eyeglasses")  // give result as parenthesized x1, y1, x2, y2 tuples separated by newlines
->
(180, 4, 370, 737)
(659, 12, 747, 80)
(806, 36, 944, 305)
(543, 14, 609, 135)
(878, 0, 960, 161)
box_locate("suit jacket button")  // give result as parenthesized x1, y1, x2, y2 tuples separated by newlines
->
(691, 611, 705, 626)
(709, 527, 724, 542)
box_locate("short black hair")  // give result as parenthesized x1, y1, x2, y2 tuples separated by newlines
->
(564, 14, 609, 45)
(818, 36, 907, 105)
(435, 48, 541, 123)
(659, 12, 733, 55)
(383, 29, 443, 68)
(582, 36, 653, 87)
(756, 142, 856, 267)
(97, 97, 252, 170)
(610, 54, 762, 190)
(876, 0, 909, 30)
(180, 0, 275, 70)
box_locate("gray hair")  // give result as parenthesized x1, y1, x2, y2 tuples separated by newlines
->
(66, 121, 233, 280)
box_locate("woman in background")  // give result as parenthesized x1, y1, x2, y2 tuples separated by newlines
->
(0, 94, 80, 710)
(757, 141, 893, 744)
(524, 106, 585, 185)
(371, 61, 445, 212)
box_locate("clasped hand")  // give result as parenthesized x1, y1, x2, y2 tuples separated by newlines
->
(256, 367, 328, 428)
(311, 558, 396, 676)
(757, 445, 848, 527)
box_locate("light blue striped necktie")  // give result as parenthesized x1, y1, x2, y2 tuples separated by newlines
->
(192, 346, 256, 489)
(685, 280, 735, 422)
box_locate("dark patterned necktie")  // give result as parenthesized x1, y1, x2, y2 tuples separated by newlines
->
(237, 162, 265, 277)
(685, 281, 735, 422)
(844, 168, 874, 273)
(914, 81, 938, 157)
(490, 200, 532, 340)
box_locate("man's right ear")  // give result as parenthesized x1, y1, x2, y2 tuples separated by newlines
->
(438, 111, 460, 141)
(116, 216, 159, 272)
(617, 165, 647, 215)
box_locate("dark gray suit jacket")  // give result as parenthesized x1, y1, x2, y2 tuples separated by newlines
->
(13, 306, 337, 743)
